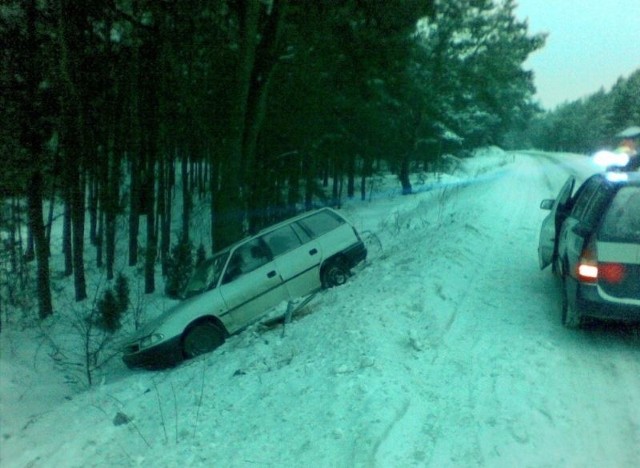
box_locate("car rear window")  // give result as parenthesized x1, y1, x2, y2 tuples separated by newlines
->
(298, 210, 345, 237)
(599, 186, 640, 243)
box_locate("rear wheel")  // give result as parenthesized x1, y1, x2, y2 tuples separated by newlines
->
(322, 260, 349, 288)
(561, 277, 583, 329)
(182, 322, 225, 359)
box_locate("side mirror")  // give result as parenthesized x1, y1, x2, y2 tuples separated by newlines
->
(540, 199, 554, 210)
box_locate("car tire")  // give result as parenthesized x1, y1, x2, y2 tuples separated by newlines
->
(561, 277, 583, 329)
(182, 321, 225, 359)
(322, 260, 349, 288)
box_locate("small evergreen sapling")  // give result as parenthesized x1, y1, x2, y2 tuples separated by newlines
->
(98, 289, 120, 332)
(98, 273, 130, 332)
(196, 243, 206, 268)
(164, 234, 194, 298)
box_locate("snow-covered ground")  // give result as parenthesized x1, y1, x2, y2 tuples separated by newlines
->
(2, 149, 639, 467)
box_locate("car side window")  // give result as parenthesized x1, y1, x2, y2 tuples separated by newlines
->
(571, 178, 599, 220)
(291, 222, 311, 243)
(581, 184, 612, 227)
(222, 239, 270, 284)
(299, 210, 345, 238)
(262, 225, 303, 257)
(599, 187, 640, 242)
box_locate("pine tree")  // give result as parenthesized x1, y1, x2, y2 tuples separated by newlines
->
(98, 289, 120, 333)
(164, 235, 194, 298)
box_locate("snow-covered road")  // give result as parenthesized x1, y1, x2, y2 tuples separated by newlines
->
(2, 150, 639, 468)
(359, 152, 640, 467)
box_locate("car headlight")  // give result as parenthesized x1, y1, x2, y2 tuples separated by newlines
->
(139, 333, 165, 349)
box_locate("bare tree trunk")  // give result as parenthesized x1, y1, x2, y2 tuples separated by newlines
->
(95, 144, 107, 269)
(70, 170, 87, 300)
(105, 144, 120, 281)
(215, 0, 261, 249)
(304, 151, 317, 210)
(58, 0, 87, 301)
(287, 157, 300, 217)
(361, 155, 373, 201)
(331, 159, 341, 208)
(209, 150, 218, 253)
(46, 180, 55, 253)
(144, 181, 156, 294)
(399, 152, 412, 195)
(128, 43, 142, 267)
(244, 0, 288, 232)
(88, 167, 98, 246)
(141, 36, 160, 294)
(24, 226, 34, 262)
(128, 154, 141, 266)
(26, 172, 53, 319)
(181, 149, 190, 239)
(347, 153, 356, 199)
(161, 156, 174, 273)
(96, 209, 103, 269)
(157, 148, 167, 275)
(62, 188, 72, 276)
(23, 0, 53, 318)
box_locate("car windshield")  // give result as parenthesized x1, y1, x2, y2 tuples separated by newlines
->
(182, 252, 229, 298)
(599, 186, 640, 243)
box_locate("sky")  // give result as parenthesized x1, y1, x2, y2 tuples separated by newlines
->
(515, 0, 640, 109)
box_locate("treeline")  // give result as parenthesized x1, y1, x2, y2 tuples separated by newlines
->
(525, 69, 640, 152)
(0, 0, 543, 320)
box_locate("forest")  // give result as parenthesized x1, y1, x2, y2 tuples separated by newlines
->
(524, 68, 640, 153)
(1, 0, 546, 323)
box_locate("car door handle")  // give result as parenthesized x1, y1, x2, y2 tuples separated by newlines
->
(309, 248, 318, 256)
(267, 270, 277, 278)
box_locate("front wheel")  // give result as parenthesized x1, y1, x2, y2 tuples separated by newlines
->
(561, 277, 583, 329)
(322, 260, 349, 288)
(182, 322, 225, 359)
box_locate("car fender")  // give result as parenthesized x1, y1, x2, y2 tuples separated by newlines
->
(152, 289, 229, 339)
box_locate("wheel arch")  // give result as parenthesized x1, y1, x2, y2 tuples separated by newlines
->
(181, 315, 228, 340)
(320, 253, 349, 272)
(180, 315, 229, 359)
(320, 254, 350, 288)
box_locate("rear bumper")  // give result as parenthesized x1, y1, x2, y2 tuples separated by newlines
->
(122, 335, 184, 369)
(570, 279, 640, 322)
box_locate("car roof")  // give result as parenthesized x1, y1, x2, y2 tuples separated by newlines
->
(256, 207, 337, 236)
(211, 207, 339, 256)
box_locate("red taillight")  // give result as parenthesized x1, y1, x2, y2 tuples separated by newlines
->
(576, 235, 598, 283)
(599, 262, 626, 283)
(575, 236, 627, 284)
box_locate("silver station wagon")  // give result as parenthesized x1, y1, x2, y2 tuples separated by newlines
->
(123, 208, 367, 368)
